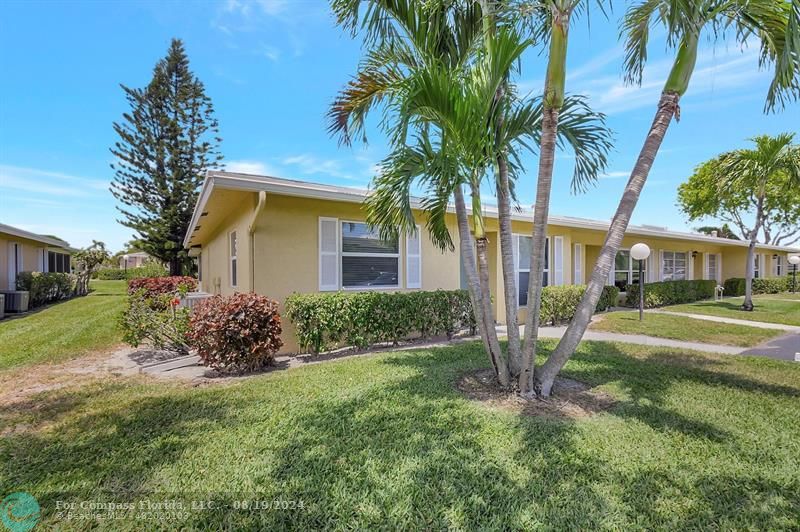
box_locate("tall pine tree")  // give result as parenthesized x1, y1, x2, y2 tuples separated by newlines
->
(110, 38, 222, 275)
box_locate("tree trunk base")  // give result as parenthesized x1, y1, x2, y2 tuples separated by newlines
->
(741, 302, 754, 311)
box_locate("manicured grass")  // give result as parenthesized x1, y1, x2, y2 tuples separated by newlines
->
(1, 340, 798, 529)
(0, 280, 126, 371)
(590, 311, 782, 347)
(666, 297, 800, 326)
(754, 292, 800, 301)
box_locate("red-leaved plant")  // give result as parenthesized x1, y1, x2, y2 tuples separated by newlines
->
(188, 293, 284, 372)
(127, 276, 197, 298)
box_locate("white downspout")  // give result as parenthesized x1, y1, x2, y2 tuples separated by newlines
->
(249, 191, 267, 293)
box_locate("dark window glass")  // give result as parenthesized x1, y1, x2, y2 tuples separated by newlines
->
(342, 256, 399, 288)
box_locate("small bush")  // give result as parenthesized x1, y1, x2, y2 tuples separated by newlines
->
(121, 294, 191, 354)
(285, 290, 476, 354)
(596, 285, 621, 313)
(723, 277, 790, 296)
(189, 293, 284, 372)
(16, 271, 76, 307)
(127, 276, 197, 299)
(624, 279, 715, 308)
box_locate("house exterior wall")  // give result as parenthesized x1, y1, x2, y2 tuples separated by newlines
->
(192, 190, 797, 354)
(0, 232, 69, 290)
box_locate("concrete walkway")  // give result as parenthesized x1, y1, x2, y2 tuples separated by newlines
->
(650, 310, 800, 331)
(499, 325, 746, 355)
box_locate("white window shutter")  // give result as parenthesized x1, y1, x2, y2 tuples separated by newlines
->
(512, 235, 519, 275)
(553, 236, 564, 285)
(647, 253, 656, 282)
(319, 217, 339, 291)
(573, 243, 583, 285)
(659, 250, 665, 281)
(687, 251, 695, 280)
(406, 226, 422, 289)
(702, 253, 708, 280)
(37, 247, 45, 272)
(717, 254, 722, 283)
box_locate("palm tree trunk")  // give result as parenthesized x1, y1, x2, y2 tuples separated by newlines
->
(454, 185, 510, 387)
(535, 91, 681, 397)
(520, 107, 560, 394)
(496, 154, 522, 377)
(518, 9, 569, 395)
(743, 238, 756, 311)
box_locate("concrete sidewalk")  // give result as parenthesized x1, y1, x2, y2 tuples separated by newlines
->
(498, 325, 746, 355)
(650, 310, 799, 331)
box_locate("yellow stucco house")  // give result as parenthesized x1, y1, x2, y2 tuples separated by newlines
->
(184, 171, 799, 353)
(0, 222, 74, 291)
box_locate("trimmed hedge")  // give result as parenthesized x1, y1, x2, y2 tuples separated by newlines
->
(539, 285, 620, 326)
(285, 290, 476, 354)
(723, 276, 791, 296)
(127, 276, 197, 299)
(624, 279, 716, 308)
(16, 271, 76, 307)
(94, 263, 168, 280)
(286, 286, 619, 353)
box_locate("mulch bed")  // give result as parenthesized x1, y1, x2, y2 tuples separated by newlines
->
(457, 369, 617, 419)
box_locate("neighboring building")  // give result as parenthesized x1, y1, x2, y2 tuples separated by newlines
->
(184, 171, 800, 353)
(119, 251, 154, 269)
(0, 223, 74, 290)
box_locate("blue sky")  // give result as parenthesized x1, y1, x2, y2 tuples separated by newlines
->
(1, 0, 797, 251)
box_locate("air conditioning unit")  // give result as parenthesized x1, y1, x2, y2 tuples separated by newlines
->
(1, 291, 30, 313)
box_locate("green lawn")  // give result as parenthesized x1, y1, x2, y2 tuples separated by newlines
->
(0, 280, 126, 371)
(753, 292, 800, 301)
(666, 297, 800, 326)
(590, 311, 782, 347)
(2, 340, 798, 529)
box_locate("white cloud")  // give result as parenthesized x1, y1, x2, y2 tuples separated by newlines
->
(225, 160, 277, 175)
(259, 43, 281, 62)
(282, 154, 363, 181)
(598, 171, 630, 180)
(575, 44, 764, 115)
(0, 164, 108, 197)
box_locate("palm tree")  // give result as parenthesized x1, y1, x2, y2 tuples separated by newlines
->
(329, 0, 611, 388)
(717, 134, 800, 309)
(513, 0, 609, 395)
(534, 0, 800, 397)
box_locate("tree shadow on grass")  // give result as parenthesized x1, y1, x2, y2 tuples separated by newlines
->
(1, 340, 798, 529)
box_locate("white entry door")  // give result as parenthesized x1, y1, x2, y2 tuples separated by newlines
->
(7, 242, 22, 289)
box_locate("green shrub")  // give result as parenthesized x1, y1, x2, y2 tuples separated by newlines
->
(189, 293, 283, 372)
(723, 277, 790, 296)
(596, 285, 621, 313)
(16, 271, 76, 307)
(285, 290, 475, 354)
(121, 293, 191, 354)
(93, 263, 168, 280)
(538, 285, 619, 326)
(624, 279, 716, 308)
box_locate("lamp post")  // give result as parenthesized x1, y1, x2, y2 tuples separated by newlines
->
(630, 243, 651, 321)
(789, 255, 800, 293)
(122, 254, 129, 275)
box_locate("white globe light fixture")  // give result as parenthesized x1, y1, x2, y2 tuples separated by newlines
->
(630, 243, 651, 321)
(789, 255, 800, 293)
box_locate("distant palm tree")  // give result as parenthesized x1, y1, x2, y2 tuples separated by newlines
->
(536, 0, 800, 397)
(694, 225, 740, 240)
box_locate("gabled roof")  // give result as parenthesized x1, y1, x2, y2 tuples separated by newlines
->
(0, 222, 74, 250)
(185, 171, 800, 253)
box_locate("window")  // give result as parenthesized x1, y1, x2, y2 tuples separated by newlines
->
(341, 222, 399, 288)
(516, 235, 549, 306)
(774, 255, 783, 276)
(229, 231, 238, 287)
(662, 251, 687, 281)
(47, 251, 71, 273)
(707, 253, 719, 281)
(754, 254, 760, 279)
(613, 250, 647, 292)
